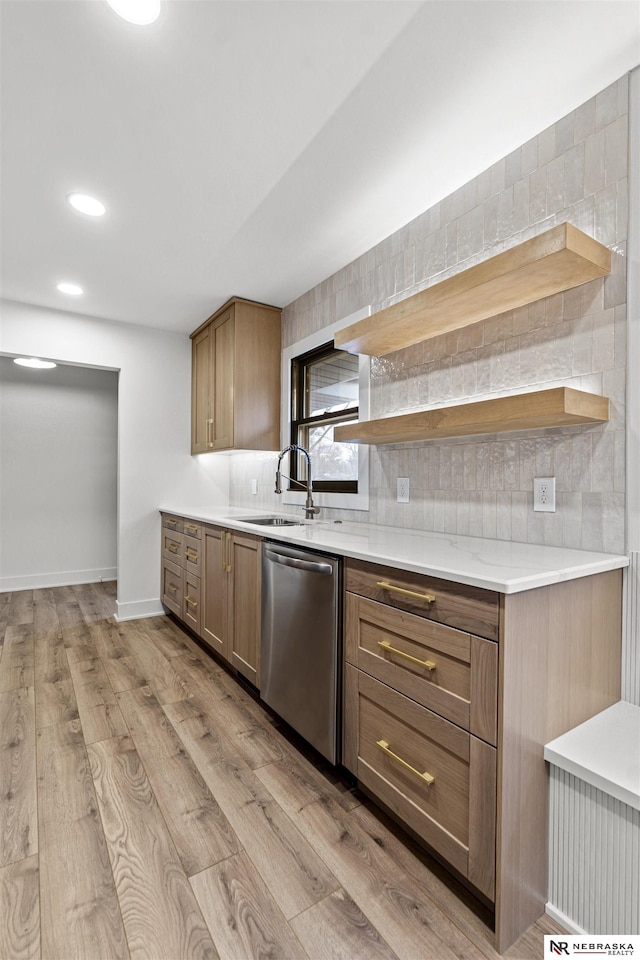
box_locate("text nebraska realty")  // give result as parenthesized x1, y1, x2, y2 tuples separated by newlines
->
(551, 944, 634, 956)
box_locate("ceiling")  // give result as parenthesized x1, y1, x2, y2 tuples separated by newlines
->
(1, 1, 638, 335)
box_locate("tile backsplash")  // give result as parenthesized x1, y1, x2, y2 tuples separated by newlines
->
(231, 75, 629, 554)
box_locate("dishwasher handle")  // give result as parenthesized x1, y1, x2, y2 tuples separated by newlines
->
(264, 546, 333, 575)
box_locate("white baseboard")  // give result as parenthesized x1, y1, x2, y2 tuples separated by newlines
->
(115, 598, 166, 622)
(545, 902, 586, 935)
(0, 568, 117, 593)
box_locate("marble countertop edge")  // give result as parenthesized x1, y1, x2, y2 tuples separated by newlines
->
(545, 701, 640, 811)
(160, 505, 628, 594)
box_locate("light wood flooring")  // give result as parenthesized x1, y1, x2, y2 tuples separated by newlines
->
(0, 582, 564, 960)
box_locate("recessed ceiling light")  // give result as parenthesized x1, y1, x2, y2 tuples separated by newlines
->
(67, 193, 106, 217)
(57, 282, 84, 296)
(105, 0, 161, 25)
(14, 357, 57, 369)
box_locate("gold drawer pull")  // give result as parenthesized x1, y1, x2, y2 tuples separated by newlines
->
(165, 518, 178, 526)
(376, 739, 435, 785)
(207, 418, 214, 448)
(185, 523, 198, 533)
(168, 543, 180, 553)
(376, 581, 435, 604)
(166, 582, 179, 593)
(185, 549, 199, 560)
(378, 639, 435, 671)
(185, 595, 198, 608)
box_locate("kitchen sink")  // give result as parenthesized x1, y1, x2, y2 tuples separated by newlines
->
(233, 516, 303, 526)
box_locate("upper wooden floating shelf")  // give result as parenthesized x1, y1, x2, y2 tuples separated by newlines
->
(333, 387, 609, 445)
(334, 223, 611, 357)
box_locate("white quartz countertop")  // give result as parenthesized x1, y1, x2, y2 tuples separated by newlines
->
(545, 701, 640, 811)
(160, 505, 628, 594)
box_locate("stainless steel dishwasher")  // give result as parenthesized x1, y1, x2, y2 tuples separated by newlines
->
(261, 541, 341, 764)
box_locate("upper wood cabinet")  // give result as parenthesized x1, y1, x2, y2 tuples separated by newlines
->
(190, 297, 281, 454)
(334, 223, 611, 357)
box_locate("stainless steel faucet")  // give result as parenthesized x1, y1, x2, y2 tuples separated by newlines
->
(275, 444, 321, 519)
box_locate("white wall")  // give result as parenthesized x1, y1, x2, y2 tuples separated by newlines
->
(0, 358, 118, 589)
(0, 299, 229, 619)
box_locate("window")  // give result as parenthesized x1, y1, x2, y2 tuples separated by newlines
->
(290, 341, 359, 493)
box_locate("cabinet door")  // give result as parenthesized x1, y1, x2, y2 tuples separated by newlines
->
(211, 308, 234, 451)
(203, 526, 229, 660)
(228, 533, 261, 687)
(162, 558, 183, 618)
(191, 326, 213, 454)
(345, 592, 498, 744)
(343, 665, 496, 901)
(183, 569, 202, 636)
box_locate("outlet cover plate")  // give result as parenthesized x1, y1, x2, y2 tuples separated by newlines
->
(533, 477, 556, 512)
(397, 477, 410, 503)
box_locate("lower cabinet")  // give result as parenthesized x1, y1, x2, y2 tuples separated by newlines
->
(343, 558, 498, 902)
(343, 556, 624, 953)
(202, 525, 227, 658)
(162, 516, 261, 688)
(201, 524, 262, 687)
(161, 513, 202, 632)
(344, 664, 496, 900)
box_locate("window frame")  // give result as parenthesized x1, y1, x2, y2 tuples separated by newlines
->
(280, 308, 371, 513)
(289, 340, 359, 494)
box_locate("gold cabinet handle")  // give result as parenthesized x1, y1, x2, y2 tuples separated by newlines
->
(165, 518, 178, 526)
(166, 582, 179, 593)
(225, 531, 232, 573)
(376, 581, 435, 604)
(185, 523, 198, 533)
(221, 531, 226, 570)
(185, 549, 198, 561)
(168, 543, 180, 554)
(377, 639, 435, 671)
(376, 739, 435, 785)
(206, 418, 213, 448)
(184, 595, 198, 608)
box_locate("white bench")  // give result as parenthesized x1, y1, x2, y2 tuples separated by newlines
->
(544, 701, 640, 934)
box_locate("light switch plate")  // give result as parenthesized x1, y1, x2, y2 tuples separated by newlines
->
(533, 477, 556, 512)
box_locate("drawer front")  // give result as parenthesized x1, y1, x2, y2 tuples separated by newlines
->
(345, 558, 499, 641)
(183, 570, 202, 635)
(184, 535, 202, 577)
(162, 513, 184, 534)
(345, 667, 495, 899)
(162, 530, 184, 564)
(182, 519, 202, 540)
(162, 558, 183, 617)
(345, 592, 497, 745)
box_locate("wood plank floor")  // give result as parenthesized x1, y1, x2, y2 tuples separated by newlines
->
(0, 583, 564, 960)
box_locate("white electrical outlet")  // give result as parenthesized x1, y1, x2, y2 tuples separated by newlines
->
(397, 477, 410, 503)
(533, 477, 556, 512)
(251, 479, 258, 495)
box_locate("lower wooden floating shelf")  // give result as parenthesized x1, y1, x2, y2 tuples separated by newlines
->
(333, 387, 609, 444)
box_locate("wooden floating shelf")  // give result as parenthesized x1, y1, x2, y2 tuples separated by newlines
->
(334, 223, 611, 357)
(333, 388, 609, 445)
